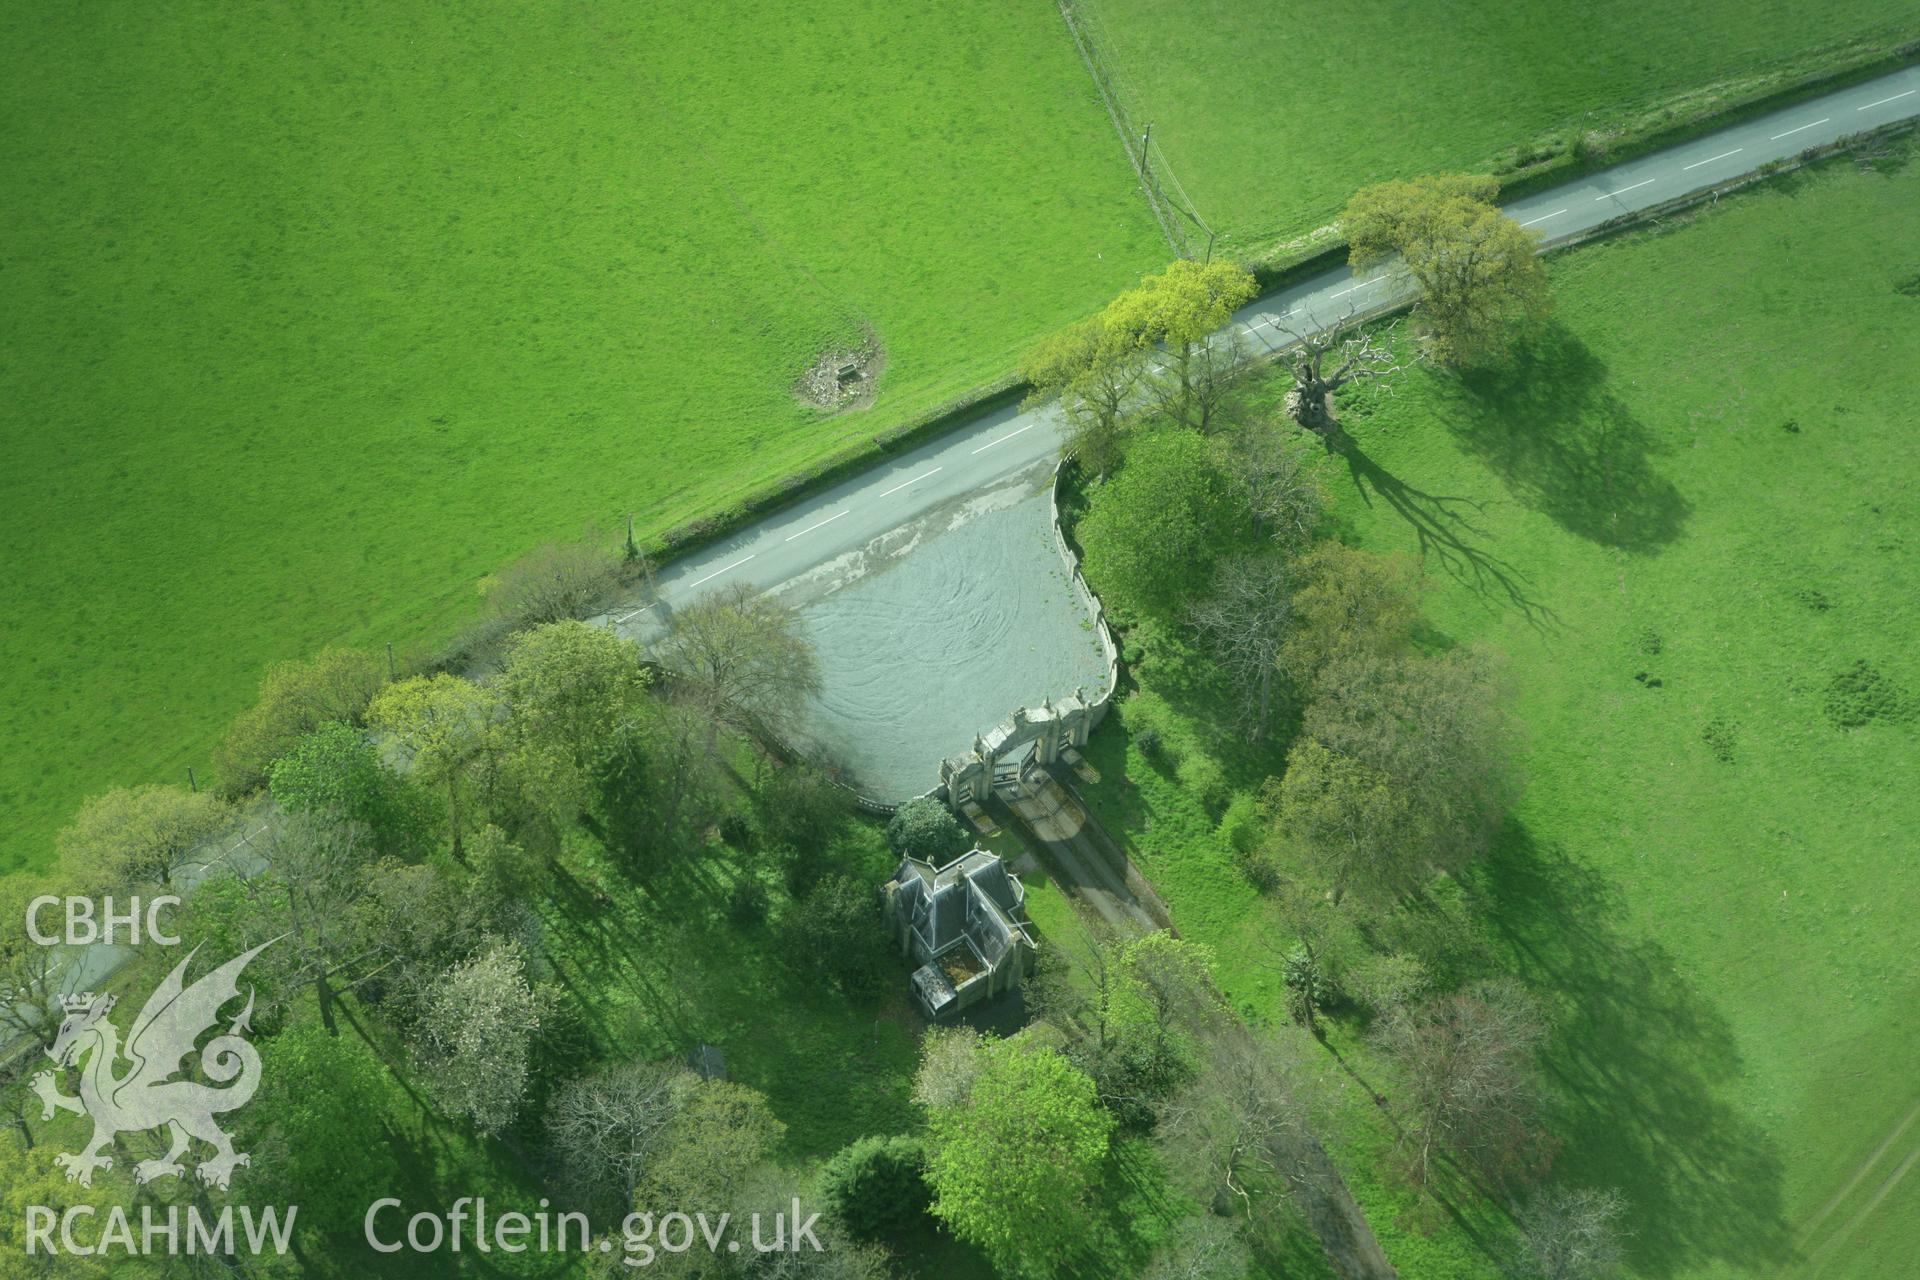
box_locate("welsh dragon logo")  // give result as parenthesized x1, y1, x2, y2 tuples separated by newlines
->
(32, 941, 274, 1191)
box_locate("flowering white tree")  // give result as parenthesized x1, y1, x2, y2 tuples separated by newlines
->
(414, 938, 541, 1135)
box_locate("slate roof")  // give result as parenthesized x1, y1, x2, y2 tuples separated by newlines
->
(892, 848, 1033, 970)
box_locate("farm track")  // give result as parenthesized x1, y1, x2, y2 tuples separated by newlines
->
(1798, 1098, 1920, 1274)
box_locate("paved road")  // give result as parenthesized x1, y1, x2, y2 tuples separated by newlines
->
(606, 65, 1920, 632)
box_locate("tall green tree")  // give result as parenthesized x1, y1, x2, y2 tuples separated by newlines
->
(366, 673, 501, 857)
(1276, 649, 1510, 905)
(1344, 173, 1549, 366)
(1281, 542, 1421, 683)
(1078, 428, 1227, 617)
(497, 621, 649, 828)
(633, 1078, 786, 1213)
(1022, 313, 1145, 480)
(251, 1022, 398, 1235)
(55, 783, 230, 889)
(1109, 259, 1258, 432)
(212, 647, 387, 796)
(1074, 932, 1223, 1130)
(270, 722, 431, 857)
(924, 1033, 1113, 1277)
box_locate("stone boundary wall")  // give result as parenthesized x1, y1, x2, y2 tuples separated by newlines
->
(1048, 457, 1121, 729)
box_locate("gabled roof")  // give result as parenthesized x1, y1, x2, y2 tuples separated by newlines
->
(892, 847, 1033, 965)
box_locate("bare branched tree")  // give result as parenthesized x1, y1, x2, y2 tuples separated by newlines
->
(545, 1061, 692, 1216)
(1514, 1186, 1631, 1280)
(657, 582, 822, 749)
(1216, 424, 1327, 550)
(1142, 1214, 1252, 1280)
(1145, 329, 1253, 434)
(1374, 978, 1550, 1194)
(1160, 1029, 1316, 1221)
(1275, 310, 1416, 436)
(1190, 554, 1294, 741)
(249, 812, 382, 1036)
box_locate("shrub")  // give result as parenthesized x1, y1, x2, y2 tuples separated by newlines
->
(1346, 952, 1432, 1021)
(1217, 791, 1263, 853)
(726, 876, 770, 928)
(1176, 751, 1231, 815)
(1825, 659, 1904, 729)
(1700, 717, 1736, 764)
(1282, 943, 1338, 1027)
(777, 874, 889, 998)
(269, 722, 435, 857)
(55, 784, 232, 891)
(884, 796, 970, 865)
(1133, 726, 1164, 762)
(718, 811, 756, 852)
(1234, 845, 1282, 894)
(820, 1135, 931, 1241)
(484, 531, 631, 632)
(759, 764, 852, 855)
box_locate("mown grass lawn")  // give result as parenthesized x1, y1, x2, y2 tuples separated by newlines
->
(1079, 146, 1920, 1277)
(0, 0, 1167, 871)
(1074, 0, 1916, 255)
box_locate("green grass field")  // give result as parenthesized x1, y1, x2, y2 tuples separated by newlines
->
(1074, 0, 1916, 255)
(0, 0, 1167, 871)
(1078, 145, 1920, 1277)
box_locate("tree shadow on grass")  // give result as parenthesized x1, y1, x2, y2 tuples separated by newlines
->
(1338, 443, 1560, 633)
(1466, 825, 1790, 1277)
(1438, 323, 1690, 555)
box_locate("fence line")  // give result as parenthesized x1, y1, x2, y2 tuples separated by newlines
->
(1056, 0, 1194, 257)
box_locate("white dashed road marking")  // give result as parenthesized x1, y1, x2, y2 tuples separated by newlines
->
(1595, 178, 1656, 201)
(784, 510, 848, 542)
(972, 423, 1035, 454)
(1683, 148, 1743, 171)
(686, 554, 755, 589)
(1770, 118, 1829, 140)
(1519, 208, 1567, 227)
(1858, 90, 1916, 111)
(877, 466, 941, 498)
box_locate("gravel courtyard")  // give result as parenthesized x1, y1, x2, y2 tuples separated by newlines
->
(780, 460, 1111, 802)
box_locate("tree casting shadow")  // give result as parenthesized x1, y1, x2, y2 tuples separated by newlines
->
(1440, 323, 1690, 555)
(1467, 825, 1790, 1277)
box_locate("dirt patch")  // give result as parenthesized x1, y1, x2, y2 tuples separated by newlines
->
(796, 335, 885, 412)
